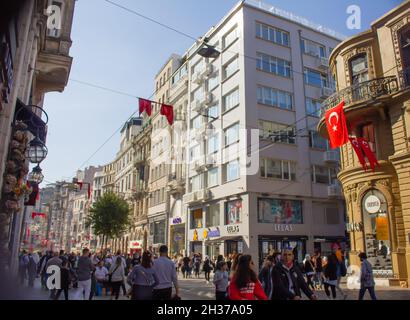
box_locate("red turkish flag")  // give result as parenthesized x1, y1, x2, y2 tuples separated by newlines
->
(160, 104, 174, 125)
(325, 101, 349, 149)
(357, 138, 380, 172)
(139, 98, 152, 117)
(349, 137, 367, 171)
(87, 184, 91, 199)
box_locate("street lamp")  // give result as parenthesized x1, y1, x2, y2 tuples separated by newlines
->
(28, 165, 44, 184)
(25, 135, 48, 163)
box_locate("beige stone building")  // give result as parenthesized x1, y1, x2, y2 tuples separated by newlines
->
(0, 0, 75, 271)
(318, 1, 410, 286)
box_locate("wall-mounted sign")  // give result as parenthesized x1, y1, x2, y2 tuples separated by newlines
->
(193, 229, 198, 241)
(364, 195, 381, 214)
(203, 229, 208, 239)
(346, 222, 363, 232)
(172, 217, 183, 225)
(274, 224, 293, 232)
(129, 240, 143, 249)
(208, 228, 220, 238)
(227, 225, 240, 234)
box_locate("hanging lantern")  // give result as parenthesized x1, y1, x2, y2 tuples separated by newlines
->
(28, 165, 44, 184)
(25, 136, 48, 163)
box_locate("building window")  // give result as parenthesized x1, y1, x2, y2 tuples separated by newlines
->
(223, 56, 239, 79)
(223, 27, 238, 49)
(190, 209, 203, 229)
(306, 98, 321, 117)
(153, 220, 166, 244)
(224, 123, 239, 146)
(223, 88, 239, 112)
(192, 60, 204, 75)
(191, 115, 202, 130)
(312, 166, 337, 184)
(225, 159, 240, 182)
(325, 208, 339, 225)
(258, 198, 303, 224)
(304, 68, 328, 87)
(171, 64, 188, 86)
(257, 85, 292, 110)
(207, 167, 219, 187)
(258, 120, 295, 144)
(256, 53, 291, 78)
(190, 174, 203, 192)
(189, 145, 201, 161)
(300, 38, 326, 58)
(208, 104, 219, 119)
(260, 158, 296, 181)
(256, 22, 289, 47)
(207, 134, 219, 154)
(350, 54, 368, 85)
(206, 203, 220, 227)
(309, 131, 329, 150)
(208, 71, 219, 91)
(400, 26, 410, 74)
(359, 122, 376, 153)
(225, 200, 242, 225)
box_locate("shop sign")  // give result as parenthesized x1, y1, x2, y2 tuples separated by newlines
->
(226, 225, 240, 234)
(208, 228, 220, 238)
(129, 240, 143, 249)
(172, 217, 183, 225)
(364, 195, 381, 214)
(345, 222, 363, 232)
(274, 224, 293, 232)
(193, 229, 198, 241)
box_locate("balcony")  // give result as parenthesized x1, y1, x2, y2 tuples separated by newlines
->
(318, 76, 403, 135)
(183, 190, 212, 204)
(327, 184, 342, 198)
(317, 57, 329, 71)
(323, 150, 339, 164)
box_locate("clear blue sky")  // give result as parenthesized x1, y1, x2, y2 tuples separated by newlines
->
(41, 0, 403, 183)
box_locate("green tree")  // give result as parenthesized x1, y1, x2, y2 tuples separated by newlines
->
(86, 192, 131, 251)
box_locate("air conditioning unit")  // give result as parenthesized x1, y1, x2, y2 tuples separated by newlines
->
(324, 150, 339, 164)
(192, 72, 204, 84)
(194, 158, 206, 171)
(318, 57, 329, 70)
(327, 185, 340, 198)
(192, 100, 203, 113)
(321, 87, 334, 98)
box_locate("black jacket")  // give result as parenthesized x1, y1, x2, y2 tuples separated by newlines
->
(324, 255, 338, 281)
(271, 262, 314, 300)
(304, 260, 314, 273)
(315, 256, 323, 272)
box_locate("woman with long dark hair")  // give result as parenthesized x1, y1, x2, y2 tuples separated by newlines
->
(108, 256, 125, 300)
(228, 255, 267, 300)
(127, 251, 159, 300)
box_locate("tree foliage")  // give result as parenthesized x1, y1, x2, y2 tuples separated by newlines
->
(86, 192, 131, 242)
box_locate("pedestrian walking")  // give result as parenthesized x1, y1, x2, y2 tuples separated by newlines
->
(127, 251, 159, 300)
(108, 256, 125, 300)
(358, 252, 377, 300)
(54, 260, 70, 300)
(203, 256, 213, 283)
(18, 250, 29, 285)
(229, 253, 242, 278)
(46, 252, 63, 299)
(323, 254, 338, 300)
(314, 251, 323, 290)
(272, 247, 317, 300)
(335, 248, 348, 299)
(213, 261, 229, 300)
(193, 254, 201, 278)
(258, 255, 275, 299)
(75, 248, 95, 300)
(228, 255, 267, 300)
(182, 255, 190, 279)
(112, 250, 127, 296)
(152, 245, 180, 300)
(94, 260, 109, 296)
(303, 254, 316, 291)
(27, 253, 37, 287)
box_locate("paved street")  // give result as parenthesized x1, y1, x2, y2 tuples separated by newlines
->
(13, 272, 410, 301)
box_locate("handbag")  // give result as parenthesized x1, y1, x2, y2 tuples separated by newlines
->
(108, 265, 120, 283)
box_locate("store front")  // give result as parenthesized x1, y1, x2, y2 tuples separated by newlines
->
(258, 236, 307, 266)
(361, 189, 392, 276)
(129, 240, 143, 255)
(313, 237, 347, 257)
(170, 222, 185, 256)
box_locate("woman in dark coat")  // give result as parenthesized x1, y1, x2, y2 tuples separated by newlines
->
(323, 254, 338, 300)
(203, 256, 213, 282)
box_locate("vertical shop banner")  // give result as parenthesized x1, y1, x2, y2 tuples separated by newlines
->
(376, 216, 389, 241)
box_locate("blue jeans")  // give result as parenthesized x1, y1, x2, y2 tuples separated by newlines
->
(359, 287, 377, 300)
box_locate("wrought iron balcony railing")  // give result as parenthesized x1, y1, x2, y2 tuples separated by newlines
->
(320, 76, 399, 117)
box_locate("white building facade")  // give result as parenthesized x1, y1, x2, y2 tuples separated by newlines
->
(181, 0, 346, 264)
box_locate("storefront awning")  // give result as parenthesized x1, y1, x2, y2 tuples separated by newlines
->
(205, 235, 243, 244)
